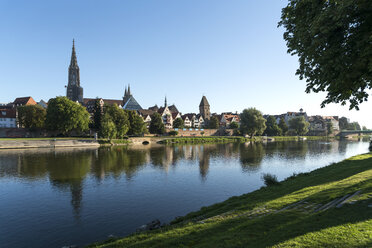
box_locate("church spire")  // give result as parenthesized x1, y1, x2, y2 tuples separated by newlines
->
(124, 86, 127, 96)
(70, 39, 78, 68)
(164, 96, 167, 107)
(128, 84, 131, 95)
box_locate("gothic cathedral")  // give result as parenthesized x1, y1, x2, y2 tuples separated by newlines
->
(66, 40, 83, 103)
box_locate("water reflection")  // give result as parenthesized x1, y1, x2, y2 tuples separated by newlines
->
(0, 140, 367, 218)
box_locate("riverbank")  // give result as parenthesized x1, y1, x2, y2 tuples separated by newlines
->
(0, 136, 334, 149)
(88, 152, 372, 248)
(0, 138, 99, 149)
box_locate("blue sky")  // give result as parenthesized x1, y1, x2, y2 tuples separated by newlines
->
(1, 0, 371, 127)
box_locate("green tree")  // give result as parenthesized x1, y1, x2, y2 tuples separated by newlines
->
(126, 110, 147, 136)
(173, 118, 184, 128)
(264, 116, 282, 136)
(17, 105, 46, 130)
(229, 121, 239, 129)
(92, 99, 102, 131)
(339, 117, 349, 130)
(347, 121, 361, 131)
(327, 122, 333, 135)
(362, 126, 368, 131)
(45, 97, 90, 135)
(149, 112, 165, 134)
(279, 0, 372, 110)
(278, 117, 288, 136)
(288, 116, 310, 136)
(208, 116, 220, 129)
(100, 113, 117, 140)
(240, 108, 266, 138)
(105, 104, 130, 138)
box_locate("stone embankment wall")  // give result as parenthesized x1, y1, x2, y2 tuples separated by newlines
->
(0, 139, 100, 149)
(171, 129, 231, 136)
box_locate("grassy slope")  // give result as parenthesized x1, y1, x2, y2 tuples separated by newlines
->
(88, 152, 372, 248)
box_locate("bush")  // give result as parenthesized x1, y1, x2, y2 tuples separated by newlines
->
(262, 173, 279, 186)
(168, 130, 178, 136)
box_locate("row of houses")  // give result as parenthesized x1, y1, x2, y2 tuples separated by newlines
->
(267, 108, 340, 133)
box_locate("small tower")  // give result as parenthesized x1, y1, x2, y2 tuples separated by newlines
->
(164, 96, 168, 107)
(66, 39, 83, 103)
(199, 96, 210, 121)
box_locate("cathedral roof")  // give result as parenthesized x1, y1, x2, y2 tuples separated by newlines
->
(123, 96, 142, 111)
(199, 96, 210, 107)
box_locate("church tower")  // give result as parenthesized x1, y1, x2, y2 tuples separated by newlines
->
(199, 96, 210, 120)
(66, 39, 83, 103)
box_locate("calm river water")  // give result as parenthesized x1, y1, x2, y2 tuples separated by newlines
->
(0, 140, 369, 248)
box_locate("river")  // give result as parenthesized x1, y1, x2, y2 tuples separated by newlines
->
(0, 140, 369, 248)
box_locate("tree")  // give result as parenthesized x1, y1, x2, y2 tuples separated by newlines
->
(17, 105, 46, 130)
(208, 116, 220, 129)
(46, 97, 90, 135)
(278, 117, 288, 135)
(126, 110, 147, 136)
(149, 112, 165, 134)
(264, 116, 282, 136)
(326, 121, 333, 135)
(240, 108, 266, 138)
(339, 117, 349, 130)
(229, 121, 239, 129)
(173, 118, 184, 129)
(100, 113, 117, 140)
(362, 126, 368, 131)
(347, 121, 361, 131)
(279, 1, 372, 110)
(104, 104, 130, 138)
(92, 99, 103, 131)
(288, 116, 310, 136)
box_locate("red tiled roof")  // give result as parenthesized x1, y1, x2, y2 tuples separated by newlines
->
(13, 97, 37, 106)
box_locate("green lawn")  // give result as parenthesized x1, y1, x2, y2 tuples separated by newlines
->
(88, 152, 372, 248)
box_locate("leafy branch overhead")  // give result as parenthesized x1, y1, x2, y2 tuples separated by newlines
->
(279, 0, 372, 110)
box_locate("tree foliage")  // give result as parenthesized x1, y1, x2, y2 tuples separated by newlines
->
(208, 116, 220, 129)
(339, 117, 349, 130)
(264, 116, 282, 136)
(229, 121, 239, 129)
(149, 112, 165, 134)
(240, 108, 266, 138)
(104, 104, 130, 138)
(278, 117, 288, 135)
(126, 110, 147, 136)
(288, 116, 310, 136)
(100, 113, 117, 140)
(279, 0, 372, 110)
(173, 118, 184, 129)
(17, 105, 46, 130)
(92, 99, 103, 131)
(45, 97, 90, 134)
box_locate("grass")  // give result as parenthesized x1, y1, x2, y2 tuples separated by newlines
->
(87, 152, 372, 248)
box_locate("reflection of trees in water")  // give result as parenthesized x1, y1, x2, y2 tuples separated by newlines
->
(47, 152, 92, 219)
(91, 147, 148, 180)
(239, 142, 265, 172)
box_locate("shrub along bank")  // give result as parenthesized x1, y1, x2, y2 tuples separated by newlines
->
(88, 152, 372, 248)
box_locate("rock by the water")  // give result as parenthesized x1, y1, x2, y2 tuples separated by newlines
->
(137, 219, 162, 232)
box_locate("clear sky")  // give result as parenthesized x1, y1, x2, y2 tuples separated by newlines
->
(1, 0, 371, 128)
